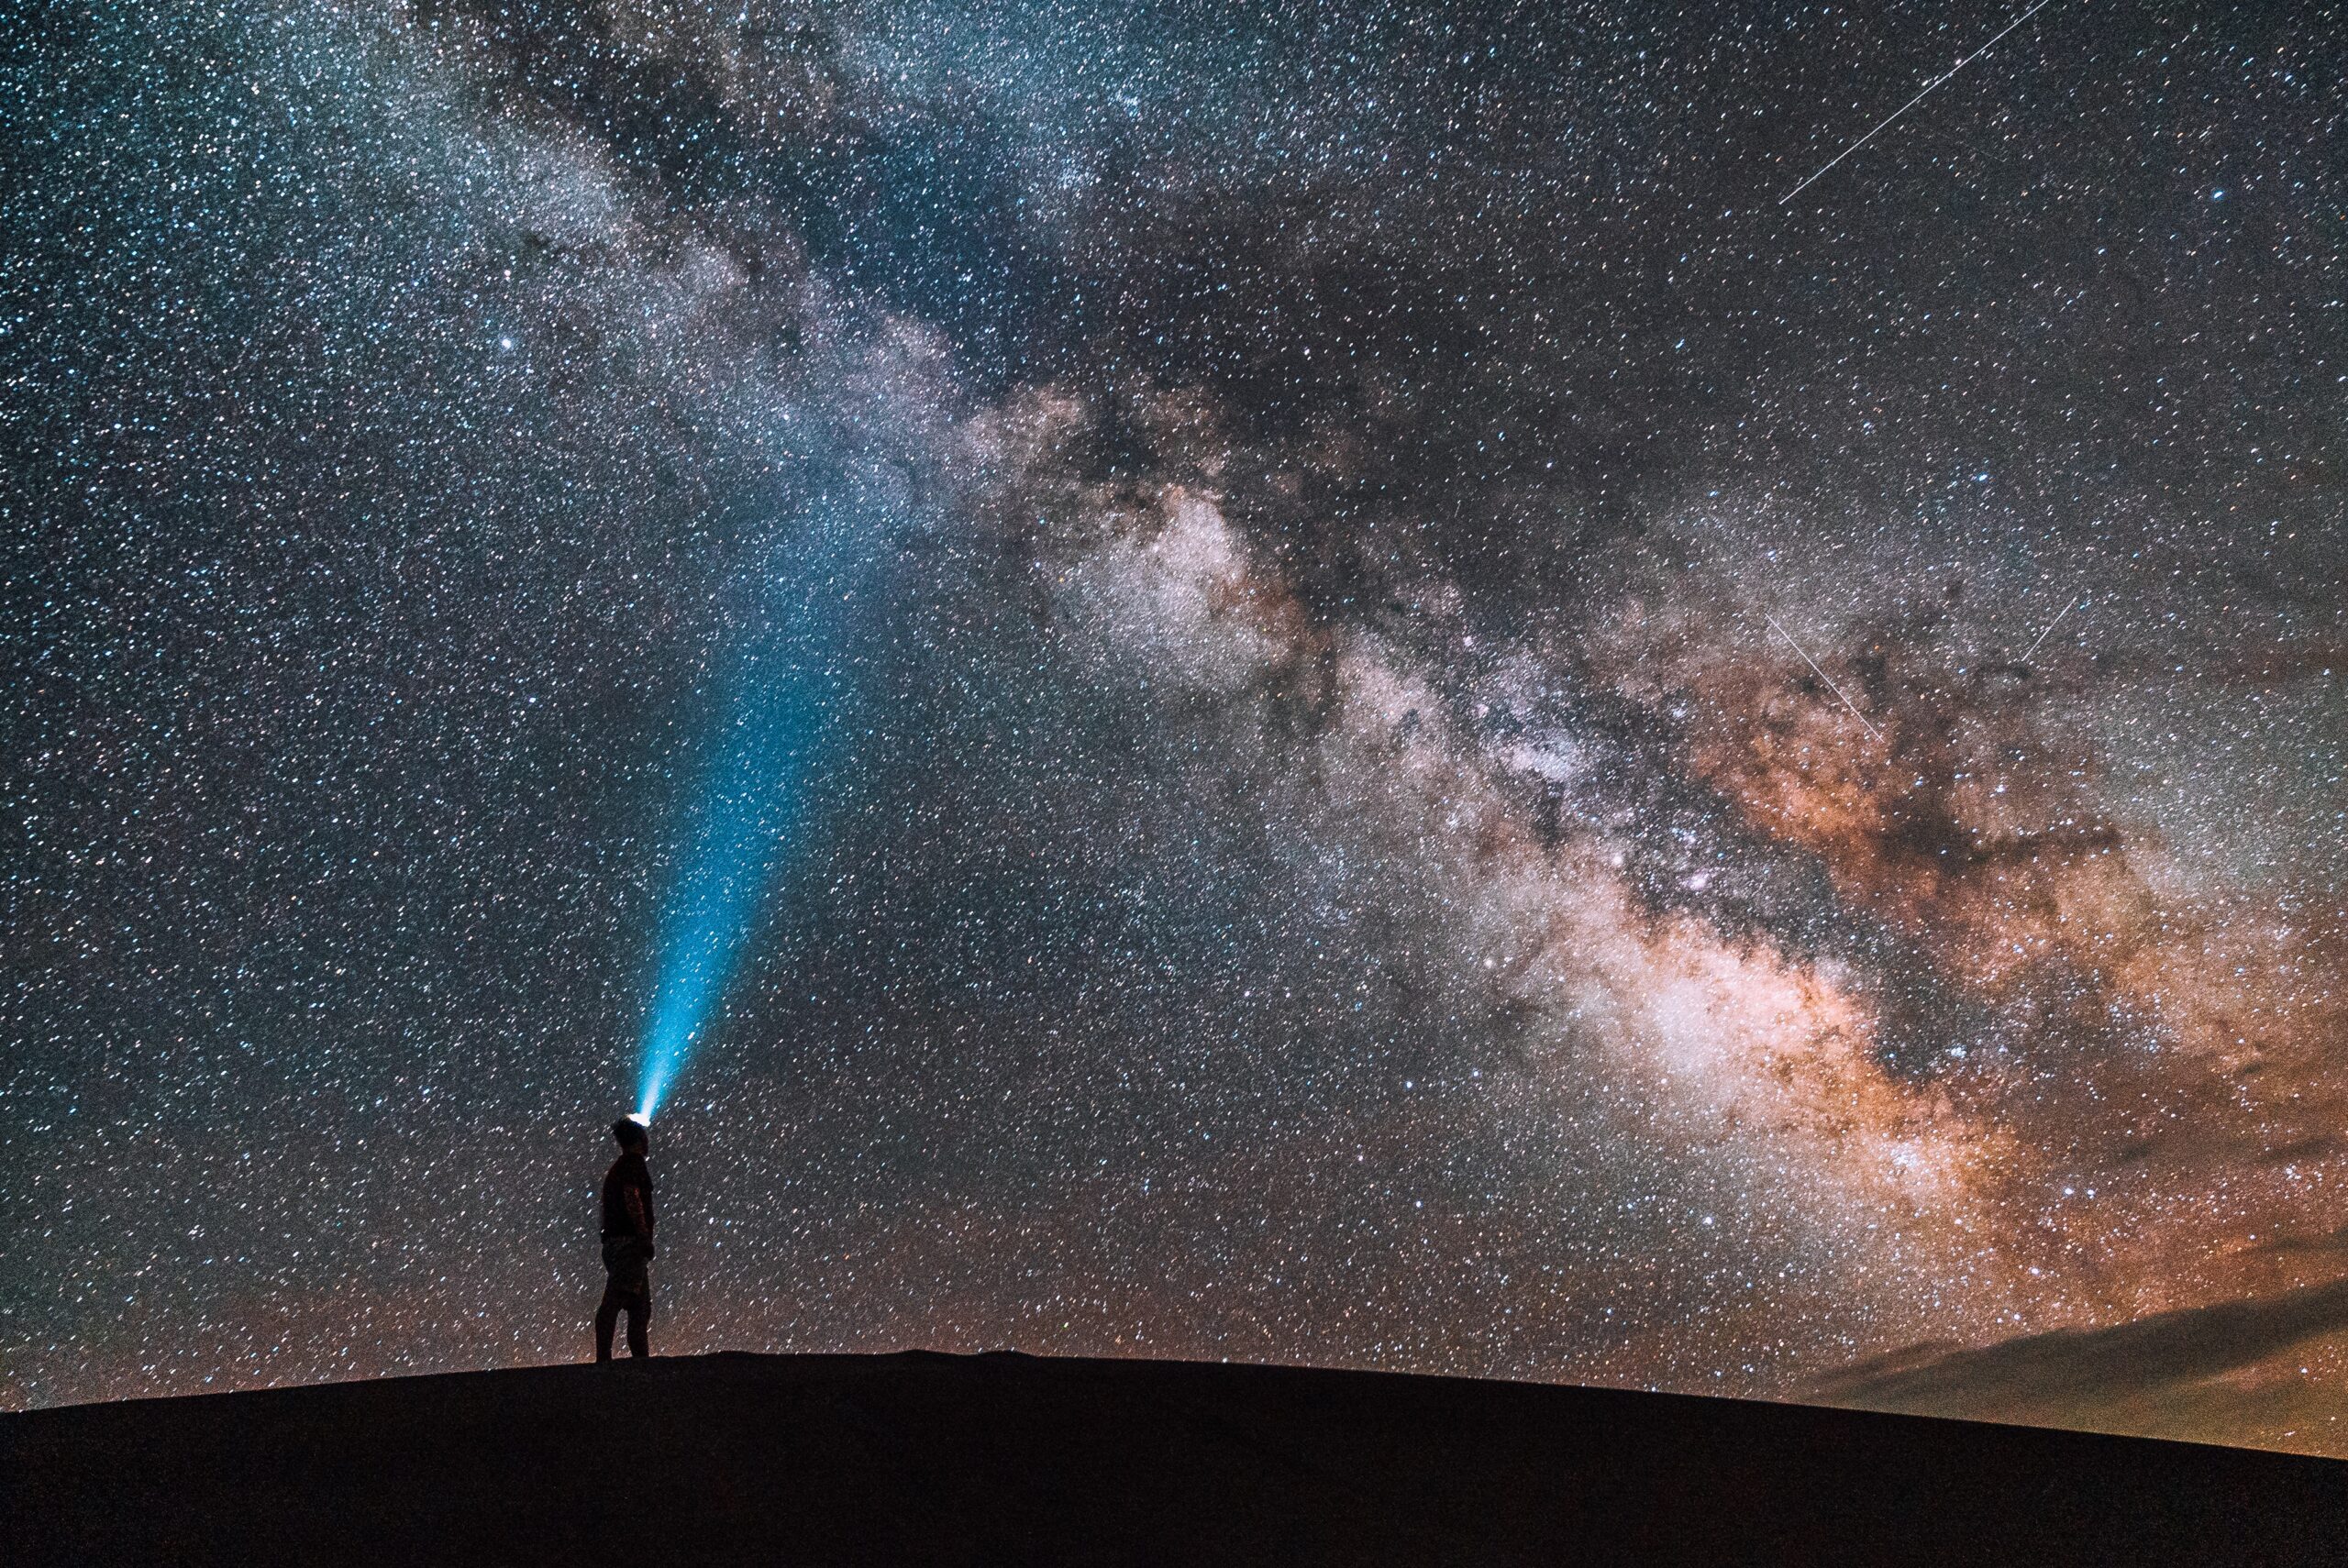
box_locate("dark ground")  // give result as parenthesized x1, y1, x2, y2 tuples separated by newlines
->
(6, 1351, 2345, 1565)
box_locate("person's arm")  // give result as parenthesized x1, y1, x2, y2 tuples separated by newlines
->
(626, 1180, 655, 1253)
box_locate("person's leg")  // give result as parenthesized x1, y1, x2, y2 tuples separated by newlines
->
(594, 1286, 621, 1362)
(626, 1288, 651, 1358)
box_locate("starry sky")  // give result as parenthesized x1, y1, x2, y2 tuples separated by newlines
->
(7, 0, 2348, 1452)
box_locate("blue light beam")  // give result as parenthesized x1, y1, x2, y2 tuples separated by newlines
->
(634, 501, 879, 1120)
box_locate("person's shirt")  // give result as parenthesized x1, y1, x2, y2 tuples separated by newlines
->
(600, 1151, 655, 1241)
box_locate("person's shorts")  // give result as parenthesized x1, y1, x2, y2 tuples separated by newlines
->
(601, 1236, 650, 1297)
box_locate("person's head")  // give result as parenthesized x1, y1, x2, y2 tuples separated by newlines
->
(612, 1116, 648, 1154)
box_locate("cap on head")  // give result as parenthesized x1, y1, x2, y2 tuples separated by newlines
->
(612, 1115, 649, 1150)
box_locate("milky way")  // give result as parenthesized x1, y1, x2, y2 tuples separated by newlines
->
(6, 0, 2347, 1453)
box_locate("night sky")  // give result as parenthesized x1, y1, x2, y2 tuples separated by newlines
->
(8, 0, 2348, 1452)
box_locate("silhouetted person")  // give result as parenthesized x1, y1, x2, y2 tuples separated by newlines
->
(595, 1117, 656, 1361)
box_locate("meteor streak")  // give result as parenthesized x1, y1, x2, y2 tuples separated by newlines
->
(1778, 0, 2060, 205)
(1767, 614, 1884, 739)
(2017, 595, 2081, 662)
